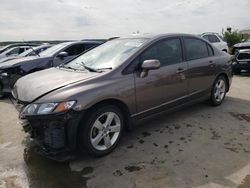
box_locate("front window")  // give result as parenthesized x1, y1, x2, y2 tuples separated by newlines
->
(65, 38, 148, 70)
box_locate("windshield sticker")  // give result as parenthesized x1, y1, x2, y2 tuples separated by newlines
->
(124, 41, 143, 47)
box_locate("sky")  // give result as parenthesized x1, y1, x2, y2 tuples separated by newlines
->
(0, 0, 249, 41)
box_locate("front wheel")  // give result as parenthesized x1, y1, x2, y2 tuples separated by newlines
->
(209, 76, 227, 106)
(79, 105, 124, 157)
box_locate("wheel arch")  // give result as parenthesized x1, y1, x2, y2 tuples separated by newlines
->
(79, 98, 133, 131)
(74, 98, 133, 152)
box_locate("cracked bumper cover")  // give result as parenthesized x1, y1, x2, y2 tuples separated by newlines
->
(20, 110, 84, 160)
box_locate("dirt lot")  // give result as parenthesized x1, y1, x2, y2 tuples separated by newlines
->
(0, 74, 250, 188)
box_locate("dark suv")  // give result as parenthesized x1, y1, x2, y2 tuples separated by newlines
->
(0, 40, 105, 97)
(14, 34, 233, 160)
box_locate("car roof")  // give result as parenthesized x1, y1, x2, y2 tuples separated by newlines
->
(81, 39, 107, 44)
(201, 32, 219, 35)
(119, 33, 203, 40)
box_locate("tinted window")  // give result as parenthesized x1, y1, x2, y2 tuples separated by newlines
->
(19, 47, 26, 54)
(141, 38, 183, 66)
(184, 38, 209, 60)
(85, 44, 98, 50)
(64, 44, 85, 56)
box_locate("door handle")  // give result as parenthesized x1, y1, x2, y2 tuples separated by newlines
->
(176, 68, 185, 74)
(209, 60, 215, 67)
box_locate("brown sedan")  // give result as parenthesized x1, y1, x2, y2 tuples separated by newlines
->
(13, 33, 233, 160)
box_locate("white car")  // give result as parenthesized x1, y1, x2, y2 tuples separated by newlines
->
(200, 33, 228, 53)
(0, 46, 31, 59)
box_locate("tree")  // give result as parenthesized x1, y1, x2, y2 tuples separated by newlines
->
(223, 30, 242, 48)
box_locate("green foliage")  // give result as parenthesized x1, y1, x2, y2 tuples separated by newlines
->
(223, 30, 242, 48)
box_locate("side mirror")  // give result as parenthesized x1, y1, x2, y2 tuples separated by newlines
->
(57, 51, 68, 59)
(140, 59, 160, 78)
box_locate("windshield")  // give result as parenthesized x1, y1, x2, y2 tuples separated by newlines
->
(39, 43, 69, 57)
(65, 38, 148, 71)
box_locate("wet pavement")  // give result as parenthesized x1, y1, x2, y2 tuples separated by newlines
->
(0, 74, 250, 188)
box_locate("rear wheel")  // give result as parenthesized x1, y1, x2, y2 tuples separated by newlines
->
(209, 76, 227, 106)
(79, 105, 124, 157)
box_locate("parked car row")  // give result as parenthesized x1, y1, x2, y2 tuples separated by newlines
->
(0, 33, 232, 161)
(0, 43, 39, 54)
(0, 44, 52, 63)
(0, 40, 106, 97)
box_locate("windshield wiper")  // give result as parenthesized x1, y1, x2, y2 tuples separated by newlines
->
(97, 67, 113, 71)
(80, 62, 102, 73)
(60, 64, 76, 70)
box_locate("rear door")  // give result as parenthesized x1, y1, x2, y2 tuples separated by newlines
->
(134, 37, 188, 115)
(183, 37, 216, 97)
(53, 43, 86, 66)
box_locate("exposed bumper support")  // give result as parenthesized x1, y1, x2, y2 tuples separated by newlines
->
(21, 110, 84, 161)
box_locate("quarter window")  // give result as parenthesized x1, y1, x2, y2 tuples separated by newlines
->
(184, 38, 209, 60)
(141, 38, 183, 66)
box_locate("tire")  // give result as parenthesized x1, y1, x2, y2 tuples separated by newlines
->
(79, 105, 124, 157)
(233, 69, 241, 75)
(209, 76, 227, 106)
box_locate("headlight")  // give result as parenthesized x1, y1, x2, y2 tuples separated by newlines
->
(21, 101, 76, 116)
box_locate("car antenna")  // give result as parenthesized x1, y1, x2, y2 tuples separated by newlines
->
(22, 39, 40, 57)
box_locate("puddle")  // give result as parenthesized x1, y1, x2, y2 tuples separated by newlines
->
(113, 170, 123, 177)
(237, 175, 250, 188)
(22, 148, 89, 188)
(141, 132, 151, 137)
(125, 166, 142, 172)
(230, 112, 250, 122)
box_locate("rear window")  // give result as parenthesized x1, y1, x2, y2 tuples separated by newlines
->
(184, 38, 209, 60)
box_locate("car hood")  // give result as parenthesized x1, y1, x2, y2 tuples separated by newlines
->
(234, 41, 250, 48)
(0, 56, 43, 69)
(13, 67, 99, 102)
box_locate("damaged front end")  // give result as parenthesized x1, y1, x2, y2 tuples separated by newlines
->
(19, 104, 84, 161)
(232, 49, 250, 71)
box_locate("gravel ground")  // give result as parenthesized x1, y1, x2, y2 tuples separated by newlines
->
(0, 74, 250, 188)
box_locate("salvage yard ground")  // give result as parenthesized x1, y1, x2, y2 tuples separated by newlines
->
(0, 73, 250, 188)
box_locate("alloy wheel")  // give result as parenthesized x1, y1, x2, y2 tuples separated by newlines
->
(90, 112, 121, 151)
(214, 79, 226, 102)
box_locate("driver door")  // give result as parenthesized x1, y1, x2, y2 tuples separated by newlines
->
(134, 38, 188, 116)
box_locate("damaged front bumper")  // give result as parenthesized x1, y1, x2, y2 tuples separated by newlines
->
(20, 110, 84, 161)
(233, 50, 250, 70)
